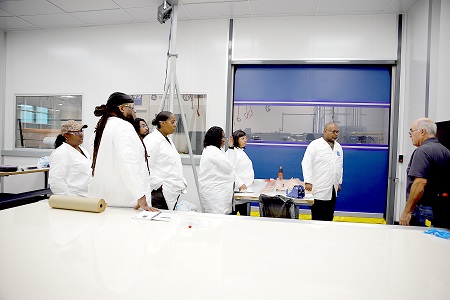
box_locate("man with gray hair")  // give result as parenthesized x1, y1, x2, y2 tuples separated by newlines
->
(400, 118, 450, 229)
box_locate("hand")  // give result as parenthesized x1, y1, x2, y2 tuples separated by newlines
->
(239, 184, 247, 191)
(228, 135, 234, 148)
(134, 196, 159, 212)
(399, 211, 412, 226)
(338, 184, 342, 192)
(304, 183, 312, 192)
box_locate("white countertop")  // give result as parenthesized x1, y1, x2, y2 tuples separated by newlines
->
(1, 201, 449, 300)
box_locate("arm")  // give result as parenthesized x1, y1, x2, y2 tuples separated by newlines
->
(48, 149, 72, 196)
(227, 148, 245, 189)
(116, 126, 151, 204)
(400, 177, 427, 225)
(338, 146, 343, 192)
(134, 195, 159, 212)
(301, 143, 315, 192)
(143, 135, 164, 190)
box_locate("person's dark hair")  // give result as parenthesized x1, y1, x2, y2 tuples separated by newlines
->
(232, 129, 246, 149)
(54, 134, 66, 149)
(151, 111, 172, 129)
(92, 92, 149, 176)
(134, 118, 148, 138)
(203, 126, 224, 148)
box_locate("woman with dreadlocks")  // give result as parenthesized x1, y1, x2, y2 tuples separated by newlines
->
(87, 92, 158, 212)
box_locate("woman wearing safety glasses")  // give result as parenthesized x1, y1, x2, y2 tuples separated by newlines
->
(49, 120, 91, 197)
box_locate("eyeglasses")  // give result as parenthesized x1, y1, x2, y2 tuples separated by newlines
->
(140, 124, 148, 128)
(222, 136, 228, 141)
(164, 120, 177, 125)
(327, 129, 340, 134)
(121, 104, 135, 110)
(409, 128, 419, 134)
(67, 130, 84, 136)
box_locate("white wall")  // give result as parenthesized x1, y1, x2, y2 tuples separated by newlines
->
(0, 31, 6, 159)
(430, 0, 450, 123)
(4, 20, 229, 150)
(233, 15, 398, 60)
(395, 0, 450, 222)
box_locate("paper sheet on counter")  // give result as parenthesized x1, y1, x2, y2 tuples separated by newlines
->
(133, 210, 178, 222)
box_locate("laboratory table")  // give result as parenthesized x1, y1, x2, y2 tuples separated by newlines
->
(1, 201, 449, 300)
(0, 167, 51, 209)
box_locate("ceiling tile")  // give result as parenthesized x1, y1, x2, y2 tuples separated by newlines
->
(21, 13, 85, 28)
(71, 9, 136, 25)
(125, 6, 157, 21)
(48, 0, 119, 13)
(384, 0, 420, 14)
(0, 16, 38, 30)
(317, 0, 392, 14)
(0, 0, 63, 16)
(181, 0, 243, 4)
(184, 1, 251, 18)
(251, 0, 318, 16)
(0, 9, 12, 17)
(113, 0, 162, 9)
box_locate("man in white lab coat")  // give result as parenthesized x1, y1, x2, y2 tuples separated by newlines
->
(301, 123, 343, 221)
(88, 92, 158, 212)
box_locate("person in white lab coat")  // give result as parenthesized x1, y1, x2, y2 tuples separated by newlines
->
(143, 111, 187, 210)
(301, 123, 343, 221)
(88, 92, 158, 212)
(134, 117, 149, 139)
(227, 129, 254, 215)
(49, 120, 91, 197)
(199, 126, 235, 214)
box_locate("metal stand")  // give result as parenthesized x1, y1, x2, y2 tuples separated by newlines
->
(158, 5, 203, 211)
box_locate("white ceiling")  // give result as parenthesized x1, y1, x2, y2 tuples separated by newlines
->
(0, 0, 420, 31)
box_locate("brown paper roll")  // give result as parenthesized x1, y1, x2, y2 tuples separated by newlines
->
(48, 195, 107, 213)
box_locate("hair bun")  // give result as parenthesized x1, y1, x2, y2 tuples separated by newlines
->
(151, 118, 158, 126)
(94, 105, 107, 117)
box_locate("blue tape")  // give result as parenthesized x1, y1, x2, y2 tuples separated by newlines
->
(424, 228, 450, 239)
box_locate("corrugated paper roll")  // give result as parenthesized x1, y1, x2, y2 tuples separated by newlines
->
(49, 195, 107, 213)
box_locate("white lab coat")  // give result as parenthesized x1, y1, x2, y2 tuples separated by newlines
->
(143, 129, 187, 210)
(199, 146, 235, 214)
(88, 117, 150, 207)
(227, 147, 254, 189)
(49, 143, 91, 197)
(301, 137, 343, 200)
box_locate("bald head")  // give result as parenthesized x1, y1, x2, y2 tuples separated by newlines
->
(323, 123, 339, 143)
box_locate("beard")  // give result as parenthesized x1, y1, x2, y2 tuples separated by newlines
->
(124, 113, 135, 125)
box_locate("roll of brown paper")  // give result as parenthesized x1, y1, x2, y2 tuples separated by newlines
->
(48, 195, 107, 213)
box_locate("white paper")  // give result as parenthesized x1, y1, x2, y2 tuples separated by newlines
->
(235, 187, 254, 193)
(133, 210, 177, 222)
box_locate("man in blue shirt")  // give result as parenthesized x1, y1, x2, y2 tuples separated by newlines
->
(400, 118, 450, 229)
